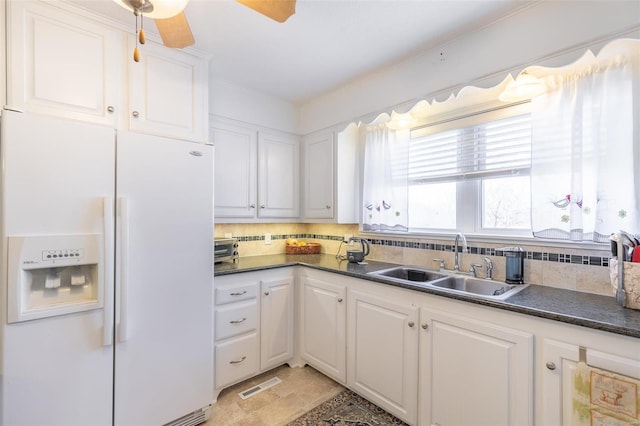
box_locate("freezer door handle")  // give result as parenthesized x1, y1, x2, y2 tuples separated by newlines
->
(117, 197, 130, 343)
(103, 197, 115, 346)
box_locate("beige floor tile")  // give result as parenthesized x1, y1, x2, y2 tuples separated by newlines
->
(208, 365, 345, 426)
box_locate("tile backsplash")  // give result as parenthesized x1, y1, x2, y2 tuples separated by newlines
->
(214, 223, 614, 297)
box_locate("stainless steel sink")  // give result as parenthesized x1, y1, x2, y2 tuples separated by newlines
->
(368, 266, 529, 300)
(429, 276, 527, 299)
(371, 266, 447, 282)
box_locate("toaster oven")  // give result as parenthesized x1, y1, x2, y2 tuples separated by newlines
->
(214, 238, 238, 263)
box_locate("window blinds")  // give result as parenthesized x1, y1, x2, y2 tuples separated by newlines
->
(408, 112, 532, 184)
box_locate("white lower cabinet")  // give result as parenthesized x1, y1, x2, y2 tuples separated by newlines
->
(347, 289, 419, 425)
(541, 337, 640, 425)
(215, 332, 260, 390)
(260, 276, 295, 370)
(299, 271, 347, 383)
(213, 268, 294, 400)
(419, 308, 534, 426)
(213, 266, 640, 426)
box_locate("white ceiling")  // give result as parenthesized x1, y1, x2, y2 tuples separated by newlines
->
(72, 0, 526, 103)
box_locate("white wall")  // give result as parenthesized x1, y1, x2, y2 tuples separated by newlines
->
(209, 79, 299, 134)
(299, 0, 640, 135)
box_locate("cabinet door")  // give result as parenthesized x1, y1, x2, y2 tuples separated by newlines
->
(420, 308, 533, 426)
(212, 123, 258, 218)
(303, 132, 334, 219)
(260, 277, 294, 370)
(7, 1, 121, 126)
(128, 37, 207, 142)
(257, 132, 300, 218)
(542, 339, 640, 426)
(300, 276, 346, 383)
(347, 289, 419, 425)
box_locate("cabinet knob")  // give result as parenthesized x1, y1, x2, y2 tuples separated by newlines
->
(337, 298, 343, 303)
(107, 105, 115, 113)
(408, 321, 415, 328)
(132, 110, 140, 118)
(421, 323, 429, 330)
(546, 362, 557, 371)
(229, 356, 247, 365)
(264, 291, 270, 296)
(326, 205, 331, 209)
(249, 204, 256, 209)
(260, 205, 266, 209)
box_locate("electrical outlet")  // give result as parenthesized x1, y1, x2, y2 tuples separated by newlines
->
(224, 233, 232, 238)
(265, 233, 272, 245)
(344, 234, 353, 244)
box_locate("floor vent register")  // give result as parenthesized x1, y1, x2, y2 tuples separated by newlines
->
(238, 376, 282, 400)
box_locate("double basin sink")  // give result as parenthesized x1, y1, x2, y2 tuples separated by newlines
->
(368, 266, 528, 301)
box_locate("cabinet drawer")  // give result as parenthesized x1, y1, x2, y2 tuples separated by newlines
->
(215, 333, 259, 389)
(215, 282, 258, 304)
(215, 300, 258, 340)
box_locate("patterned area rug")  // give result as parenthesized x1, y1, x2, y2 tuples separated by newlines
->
(287, 389, 408, 425)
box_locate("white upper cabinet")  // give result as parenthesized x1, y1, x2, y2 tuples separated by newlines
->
(303, 132, 334, 219)
(302, 124, 359, 223)
(127, 36, 207, 142)
(258, 131, 300, 218)
(7, 1, 122, 126)
(212, 121, 300, 221)
(213, 123, 258, 218)
(0, 1, 7, 108)
(7, 1, 207, 142)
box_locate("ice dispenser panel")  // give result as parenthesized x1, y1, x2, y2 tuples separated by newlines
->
(7, 234, 103, 323)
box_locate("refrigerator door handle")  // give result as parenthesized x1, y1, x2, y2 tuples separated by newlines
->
(103, 197, 115, 347)
(117, 197, 130, 343)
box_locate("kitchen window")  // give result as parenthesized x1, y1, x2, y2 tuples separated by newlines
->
(407, 103, 532, 235)
(362, 39, 639, 241)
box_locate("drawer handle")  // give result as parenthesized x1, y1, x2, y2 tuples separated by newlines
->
(230, 318, 247, 324)
(229, 356, 247, 365)
(230, 291, 247, 296)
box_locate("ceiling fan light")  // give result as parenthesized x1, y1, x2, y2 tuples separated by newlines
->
(112, 0, 189, 19)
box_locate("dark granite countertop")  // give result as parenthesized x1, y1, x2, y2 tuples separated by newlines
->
(214, 254, 640, 339)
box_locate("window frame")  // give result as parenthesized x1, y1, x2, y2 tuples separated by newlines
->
(402, 101, 534, 237)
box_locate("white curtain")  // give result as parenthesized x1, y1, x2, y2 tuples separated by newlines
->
(362, 123, 409, 232)
(530, 41, 640, 242)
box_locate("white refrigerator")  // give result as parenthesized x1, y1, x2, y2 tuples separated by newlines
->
(0, 110, 214, 426)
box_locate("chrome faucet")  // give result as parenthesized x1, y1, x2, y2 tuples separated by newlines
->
(483, 257, 493, 280)
(454, 232, 467, 272)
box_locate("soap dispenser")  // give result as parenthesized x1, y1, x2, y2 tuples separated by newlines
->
(502, 247, 525, 284)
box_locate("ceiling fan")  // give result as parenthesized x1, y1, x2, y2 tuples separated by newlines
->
(114, 0, 296, 60)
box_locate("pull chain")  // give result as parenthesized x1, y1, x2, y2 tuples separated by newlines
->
(139, 13, 146, 45)
(133, 11, 140, 62)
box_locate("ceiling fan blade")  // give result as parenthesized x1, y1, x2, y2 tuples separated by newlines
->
(154, 11, 195, 48)
(236, 0, 296, 23)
